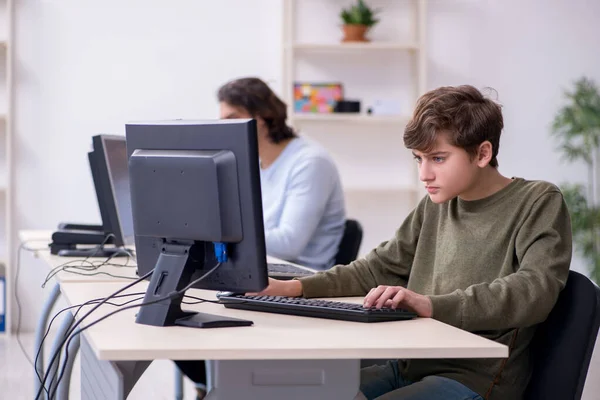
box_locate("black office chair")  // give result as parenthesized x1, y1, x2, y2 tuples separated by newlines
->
(334, 219, 363, 265)
(525, 270, 600, 400)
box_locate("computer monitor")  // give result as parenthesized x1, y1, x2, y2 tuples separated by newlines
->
(52, 135, 135, 257)
(125, 119, 269, 328)
(91, 134, 135, 247)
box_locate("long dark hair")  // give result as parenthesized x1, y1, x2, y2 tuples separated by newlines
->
(217, 77, 296, 144)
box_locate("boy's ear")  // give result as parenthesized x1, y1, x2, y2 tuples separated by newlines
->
(476, 141, 493, 167)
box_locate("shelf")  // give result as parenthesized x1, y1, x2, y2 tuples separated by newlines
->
(290, 42, 419, 52)
(291, 113, 409, 124)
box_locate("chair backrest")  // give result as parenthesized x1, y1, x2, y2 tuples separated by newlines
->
(525, 270, 600, 400)
(334, 219, 363, 265)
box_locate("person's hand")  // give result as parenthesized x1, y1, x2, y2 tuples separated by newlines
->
(363, 285, 432, 318)
(246, 277, 303, 297)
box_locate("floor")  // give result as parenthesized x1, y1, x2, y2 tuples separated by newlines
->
(2, 331, 600, 399)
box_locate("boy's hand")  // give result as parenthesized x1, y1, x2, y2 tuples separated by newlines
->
(363, 285, 433, 318)
(247, 278, 303, 297)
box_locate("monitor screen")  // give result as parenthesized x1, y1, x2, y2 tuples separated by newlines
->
(102, 136, 135, 246)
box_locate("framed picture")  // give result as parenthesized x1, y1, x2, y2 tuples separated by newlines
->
(293, 82, 343, 114)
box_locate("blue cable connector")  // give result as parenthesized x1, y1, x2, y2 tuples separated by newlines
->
(213, 242, 228, 263)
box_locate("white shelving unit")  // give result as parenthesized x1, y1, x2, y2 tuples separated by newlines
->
(281, 0, 427, 254)
(0, 0, 14, 337)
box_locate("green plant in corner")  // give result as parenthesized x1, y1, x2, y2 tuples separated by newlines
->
(551, 77, 600, 283)
(339, 0, 381, 42)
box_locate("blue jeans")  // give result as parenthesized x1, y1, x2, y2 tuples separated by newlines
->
(360, 361, 483, 400)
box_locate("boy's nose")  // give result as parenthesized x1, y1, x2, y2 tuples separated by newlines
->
(419, 163, 434, 182)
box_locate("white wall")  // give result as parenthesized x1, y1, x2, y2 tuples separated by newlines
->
(12, 0, 600, 332)
(16, 0, 282, 231)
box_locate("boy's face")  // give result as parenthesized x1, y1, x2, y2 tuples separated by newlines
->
(412, 132, 486, 204)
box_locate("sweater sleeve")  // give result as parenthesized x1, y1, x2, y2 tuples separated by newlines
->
(299, 196, 428, 298)
(429, 191, 572, 332)
(264, 156, 337, 261)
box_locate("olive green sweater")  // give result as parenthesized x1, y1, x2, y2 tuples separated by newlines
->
(299, 178, 572, 400)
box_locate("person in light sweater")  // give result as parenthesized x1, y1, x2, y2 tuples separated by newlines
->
(251, 85, 573, 400)
(218, 77, 346, 270)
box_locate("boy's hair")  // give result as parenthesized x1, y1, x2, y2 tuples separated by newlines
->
(217, 77, 297, 144)
(404, 85, 503, 168)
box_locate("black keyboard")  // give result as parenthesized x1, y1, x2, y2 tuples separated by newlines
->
(218, 294, 418, 323)
(267, 262, 315, 279)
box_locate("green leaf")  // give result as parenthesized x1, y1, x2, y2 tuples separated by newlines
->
(559, 182, 600, 283)
(339, 0, 381, 27)
(551, 77, 600, 168)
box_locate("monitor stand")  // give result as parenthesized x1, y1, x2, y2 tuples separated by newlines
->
(135, 241, 253, 329)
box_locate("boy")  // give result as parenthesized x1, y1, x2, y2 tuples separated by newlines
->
(253, 85, 573, 400)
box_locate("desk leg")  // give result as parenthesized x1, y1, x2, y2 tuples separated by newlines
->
(56, 332, 80, 400)
(206, 360, 214, 391)
(205, 359, 363, 400)
(47, 311, 75, 398)
(34, 282, 61, 400)
(80, 337, 151, 400)
(174, 366, 184, 400)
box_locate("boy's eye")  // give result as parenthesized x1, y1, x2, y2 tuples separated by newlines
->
(433, 157, 445, 163)
(413, 155, 422, 164)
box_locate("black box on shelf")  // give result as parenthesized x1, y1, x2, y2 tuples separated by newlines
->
(334, 100, 361, 113)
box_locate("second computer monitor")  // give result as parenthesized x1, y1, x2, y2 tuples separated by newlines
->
(90, 134, 135, 247)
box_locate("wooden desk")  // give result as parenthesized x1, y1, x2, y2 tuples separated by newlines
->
(61, 281, 508, 400)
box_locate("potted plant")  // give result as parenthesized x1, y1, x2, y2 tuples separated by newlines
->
(339, 0, 380, 42)
(551, 77, 600, 283)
